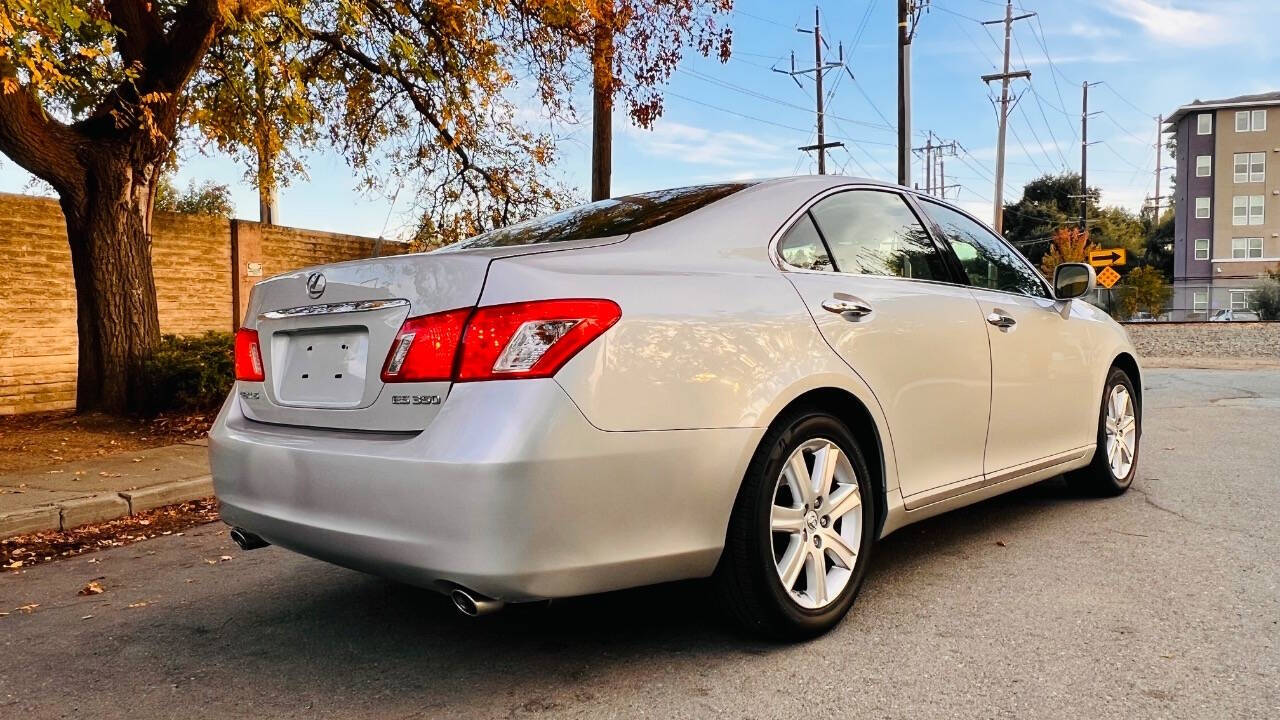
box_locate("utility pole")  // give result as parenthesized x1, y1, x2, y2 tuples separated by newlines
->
(778, 8, 846, 174)
(1078, 80, 1102, 230)
(897, 1, 929, 187)
(1150, 113, 1166, 219)
(981, 0, 1033, 234)
(913, 132, 958, 197)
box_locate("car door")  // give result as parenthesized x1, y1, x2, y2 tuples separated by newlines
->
(916, 198, 1096, 475)
(777, 187, 992, 500)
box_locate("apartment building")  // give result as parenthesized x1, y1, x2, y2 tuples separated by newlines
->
(1167, 91, 1280, 316)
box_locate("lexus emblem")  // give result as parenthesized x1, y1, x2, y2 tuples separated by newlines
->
(306, 272, 326, 299)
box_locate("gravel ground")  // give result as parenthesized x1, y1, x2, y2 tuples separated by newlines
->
(1, 368, 1277, 719)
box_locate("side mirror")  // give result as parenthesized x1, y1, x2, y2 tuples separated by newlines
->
(1053, 262, 1095, 301)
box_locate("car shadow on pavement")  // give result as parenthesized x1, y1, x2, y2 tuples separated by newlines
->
(118, 477, 1103, 714)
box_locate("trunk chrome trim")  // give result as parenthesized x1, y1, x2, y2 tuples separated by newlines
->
(259, 298, 410, 320)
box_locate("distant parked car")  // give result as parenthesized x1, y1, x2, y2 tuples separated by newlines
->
(211, 177, 1143, 639)
(1209, 309, 1260, 322)
(1129, 312, 1158, 322)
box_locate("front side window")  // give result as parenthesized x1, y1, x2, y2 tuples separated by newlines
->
(777, 213, 834, 271)
(1230, 290, 1253, 310)
(1252, 109, 1266, 131)
(1194, 238, 1210, 260)
(1197, 113, 1212, 135)
(1233, 196, 1248, 225)
(1192, 290, 1209, 313)
(1232, 237, 1263, 259)
(1196, 197, 1211, 219)
(1196, 155, 1212, 177)
(455, 183, 755, 249)
(1236, 111, 1251, 132)
(1234, 153, 1249, 183)
(1251, 152, 1266, 182)
(1250, 195, 1265, 225)
(919, 199, 1050, 298)
(806, 190, 945, 281)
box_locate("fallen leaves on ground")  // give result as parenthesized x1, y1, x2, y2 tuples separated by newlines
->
(1, 498, 220, 571)
(78, 580, 105, 596)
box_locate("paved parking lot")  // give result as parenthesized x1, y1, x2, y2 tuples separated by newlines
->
(2, 368, 1277, 719)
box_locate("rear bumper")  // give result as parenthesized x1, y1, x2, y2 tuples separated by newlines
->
(209, 380, 759, 601)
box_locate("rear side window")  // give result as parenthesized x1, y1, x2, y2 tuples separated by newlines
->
(455, 183, 756, 249)
(918, 199, 1050, 299)
(777, 213, 834, 271)
(807, 190, 946, 281)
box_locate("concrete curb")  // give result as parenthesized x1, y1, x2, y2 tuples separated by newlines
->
(0, 475, 214, 540)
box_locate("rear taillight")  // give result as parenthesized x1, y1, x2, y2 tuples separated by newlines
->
(456, 299, 621, 381)
(234, 328, 265, 381)
(380, 307, 471, 382)
(379, 299, 620, 384)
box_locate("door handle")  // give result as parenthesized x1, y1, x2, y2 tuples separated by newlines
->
(986, 311, 1017, 329)
(822, 298, 873, 318)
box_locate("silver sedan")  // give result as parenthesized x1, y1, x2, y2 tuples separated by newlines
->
(210, 176, 1141, 639)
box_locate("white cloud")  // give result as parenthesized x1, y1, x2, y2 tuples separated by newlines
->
(622, 120, 788, 168)
(1102, 0, 1230, 47)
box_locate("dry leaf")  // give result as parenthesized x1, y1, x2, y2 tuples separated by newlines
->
(17, 603, 39, 613)
(78, 580, 105, 596)
(127, 602, 148, 609)
(81, 615, 94, 620)
(219, 555, 233, 562)
(995, 540, 1008, 547)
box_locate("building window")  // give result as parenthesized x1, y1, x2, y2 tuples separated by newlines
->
(1230, 289, 1254, 310)
(1232, 237, 1263, 259)
(1239, 152, 1266, 182)
(1234, 196, 1264, 225)
(1197, 113, 1212, 134)
(1235, 109, 1268, 132)
(1194, 238, 1210, 260)
(1196, 155, 1212, 177)
(1193, 290, 1209, 313)
(1196, 197, 1211, 218)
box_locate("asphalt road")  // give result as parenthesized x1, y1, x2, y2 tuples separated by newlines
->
(2, 368, 1278, 719)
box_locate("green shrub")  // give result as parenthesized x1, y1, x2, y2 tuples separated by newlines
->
(1254, 281, 1280, 321)
(140, 331, 234, 415)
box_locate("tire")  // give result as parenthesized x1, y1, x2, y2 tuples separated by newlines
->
(1068, 367, 1140, 496)
(714, 410, 876, 640)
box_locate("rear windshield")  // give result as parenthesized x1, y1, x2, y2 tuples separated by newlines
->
(454, 182, 757, 249)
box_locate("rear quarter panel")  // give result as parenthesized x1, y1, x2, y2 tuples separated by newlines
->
(476, 180, 903, 493)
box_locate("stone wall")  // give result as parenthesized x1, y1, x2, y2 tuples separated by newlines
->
(0, 192, 403, 415)
(1122, 322, 1280, 361)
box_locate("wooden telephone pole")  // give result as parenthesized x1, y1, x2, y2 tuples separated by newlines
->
(897, 1, 928, 187)
(980, 0, 1033, 233)
(777, 8, 847, 174)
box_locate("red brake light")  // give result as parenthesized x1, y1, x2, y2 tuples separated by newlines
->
(380, 307, 471, 382)
(456, 299, 621, 381)
(234, 328, 265, 382)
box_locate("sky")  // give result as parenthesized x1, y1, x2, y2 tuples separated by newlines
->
(2, 0, 1278, 239)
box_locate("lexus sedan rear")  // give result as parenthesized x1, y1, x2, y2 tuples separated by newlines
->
(210, 176, 1141, 638)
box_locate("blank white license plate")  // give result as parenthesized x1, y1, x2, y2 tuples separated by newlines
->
(274, 328, 370, 407)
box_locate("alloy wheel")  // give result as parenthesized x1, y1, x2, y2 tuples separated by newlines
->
(769, 438, 862, 610)
(1104, 384, 1137, 479)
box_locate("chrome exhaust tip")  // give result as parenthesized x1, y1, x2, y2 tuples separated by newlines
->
(450, 588, 504, 617)
(229, 527, 269, 551)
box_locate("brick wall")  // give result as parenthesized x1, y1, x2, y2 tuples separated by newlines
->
(0, 192, 402, 415)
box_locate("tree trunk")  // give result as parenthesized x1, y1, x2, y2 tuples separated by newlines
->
(590, 3, 615, 202)
(62, 151, 162, 414)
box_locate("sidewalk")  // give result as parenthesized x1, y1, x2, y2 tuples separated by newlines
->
(0, 439, 212, 538)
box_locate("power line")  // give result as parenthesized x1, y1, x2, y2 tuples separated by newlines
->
(1012, 31, 1071, 169)
(676, 66, 894, 132)
(1098, 81, 1155, 119)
